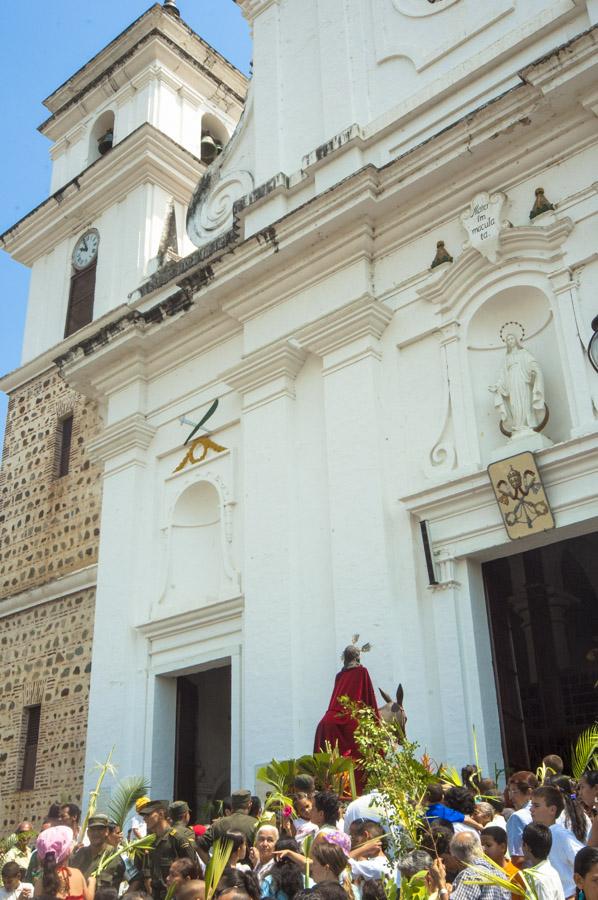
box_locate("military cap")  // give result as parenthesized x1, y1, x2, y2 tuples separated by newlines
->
(169, 800, 190, 817)
(138, 799, 169, 815)
(88, 814, 110, 828)
(231, 789, 252, 808)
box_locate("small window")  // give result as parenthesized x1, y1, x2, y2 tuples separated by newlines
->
(65, 258, 97, 337)
(55, 414, 73, 477)
(20, 705, 41, 791)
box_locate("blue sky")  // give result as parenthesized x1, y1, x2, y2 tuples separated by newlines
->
(0, 1, 251, 447)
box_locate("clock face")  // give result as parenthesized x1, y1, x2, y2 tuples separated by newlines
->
(72, 230, 99, 270)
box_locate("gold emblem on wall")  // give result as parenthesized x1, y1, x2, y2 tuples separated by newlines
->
(173, 435, 227, 473)
(173, 398, 227, 473)
(487, 451, 554, 540)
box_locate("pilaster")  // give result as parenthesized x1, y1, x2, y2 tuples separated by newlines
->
(295, 295, 397, 681)
(222, 340, 307, 773)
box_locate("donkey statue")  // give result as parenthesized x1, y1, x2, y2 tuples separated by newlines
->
(378, 683, 407, 737)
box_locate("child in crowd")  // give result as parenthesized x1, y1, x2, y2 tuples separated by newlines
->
(0, 863, 33, 900)
(522, 823, 564, 900)
(530, 786, 584, 900)
(481, 826, 519, 880)
(424, 785, 483, 832)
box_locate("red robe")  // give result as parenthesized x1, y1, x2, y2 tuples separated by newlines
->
(314, 664, 379, 792)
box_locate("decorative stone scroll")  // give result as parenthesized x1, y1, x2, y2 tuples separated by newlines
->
(460, 191, 508, 263)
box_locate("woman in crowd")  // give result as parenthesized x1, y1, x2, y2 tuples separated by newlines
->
(579, 772, 598, 819)
(33, 827, 89, 900)
(225, 833, 250, 872)
(506, 771, 539, 867)
(552, 777, 591, 842)
(250, 827, 279, 883)
(574, 847, 598, 900)
(310, 842, 353, 899)
(260, 839, 305, 900)
(216, 870, 260, 900)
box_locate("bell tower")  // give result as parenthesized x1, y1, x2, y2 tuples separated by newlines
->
(0, 2, 246, 829)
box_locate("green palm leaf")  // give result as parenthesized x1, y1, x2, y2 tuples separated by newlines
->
(571, 722, 598, 780)
(205, 838, 232, 900)
(107, 775, 151, 829)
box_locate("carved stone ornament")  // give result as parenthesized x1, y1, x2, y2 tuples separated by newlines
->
(460, 191, 508, 263)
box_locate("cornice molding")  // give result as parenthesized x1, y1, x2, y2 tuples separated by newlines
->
(295, 295, 393, 371)
(1, 124, 204, 266)
(234, 0, 278, 24)
(222, 342, 306, 410)
(0, 565, 98, 619)
(136, 594, 244, 641)
(88, 412, 156, 468)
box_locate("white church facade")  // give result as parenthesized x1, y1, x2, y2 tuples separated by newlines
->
(2, 0, 598, 820)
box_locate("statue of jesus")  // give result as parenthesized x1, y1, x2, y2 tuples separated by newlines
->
(314, 642, 379, 793)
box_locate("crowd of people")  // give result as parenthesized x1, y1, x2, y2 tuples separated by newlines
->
(1, 757, 597, 900)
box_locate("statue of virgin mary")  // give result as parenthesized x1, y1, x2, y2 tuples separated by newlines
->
(489, 331, 546, 435)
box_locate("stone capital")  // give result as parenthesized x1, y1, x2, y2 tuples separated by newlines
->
(88, 412, 156, 470)
(222, 341, 307, 411)
(295, 294, 393, 374)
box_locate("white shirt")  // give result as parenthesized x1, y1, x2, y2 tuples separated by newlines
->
(548, 822, 584, 898)
(526, 859, 565, 900)
(0, 883, 34, 900)
(129, 814, 147, 839)
(557, 809, 592, 842)
(453, 822, 481, 837)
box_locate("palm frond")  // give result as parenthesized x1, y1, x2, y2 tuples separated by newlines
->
(438, 765, 462, 786)
(80, 746, 116, 841)
(205, 838, 232, 900)
(571, 722, 598, 780)
(92, 834, 155, 877)
(0, 833, 19, 867)
(107, 775, 151, 829)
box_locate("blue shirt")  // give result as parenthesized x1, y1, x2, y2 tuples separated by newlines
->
(425, 802, 465, 823)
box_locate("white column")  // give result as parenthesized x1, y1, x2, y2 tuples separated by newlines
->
(224, 343, 307, 782)
(297, 296, 396, 683)
(82, 409, 156, 798)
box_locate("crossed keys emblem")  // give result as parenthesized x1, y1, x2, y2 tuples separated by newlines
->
(495, 464, 548, 529)
(173, 399, 227, 473)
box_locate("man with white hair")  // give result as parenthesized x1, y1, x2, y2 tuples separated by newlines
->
(427, 831, 511, 900)
(250, 824, 279, 883)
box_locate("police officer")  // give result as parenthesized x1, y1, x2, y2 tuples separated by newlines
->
(138, 799, 197, 900)
(196, 790, 257, 865)
(71, 814, 125, 891)
(169, 802, 195, 842)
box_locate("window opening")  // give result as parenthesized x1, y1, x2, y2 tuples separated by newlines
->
(20, 705, 41, 791)
(56, 414, 73, 478)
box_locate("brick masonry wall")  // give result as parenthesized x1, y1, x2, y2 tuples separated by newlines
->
(0, 369, 103, 830)
(0, 369, 103, 599)
(0, 587, 95, 829)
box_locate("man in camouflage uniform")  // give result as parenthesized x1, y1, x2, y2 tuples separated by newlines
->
(138, 799, 197, 900)
(71, 814, 125, 891)
(169, 801, 195, 843)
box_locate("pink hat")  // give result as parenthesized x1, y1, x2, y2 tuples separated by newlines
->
(322, 829, 352, 856)
(36, 825, 74, 864)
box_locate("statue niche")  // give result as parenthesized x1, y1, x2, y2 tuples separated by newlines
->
(489, 323, 548, 438)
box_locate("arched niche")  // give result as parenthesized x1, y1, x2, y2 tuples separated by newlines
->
(163, 479, 232, 612)
(89, 109, 115, 165)
(466, 285, 570, 459)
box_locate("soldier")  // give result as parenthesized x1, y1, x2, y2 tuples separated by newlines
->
(196, 790, 258, 866)
(169, 802, 195, 843)
(138, 799, 197, 900)
(71, 814, 125, 891)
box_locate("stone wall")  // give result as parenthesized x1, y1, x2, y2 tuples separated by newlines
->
(0, 369, 102, 830)
(0, 369, 103, 598)
(0, 587, 95, 829)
